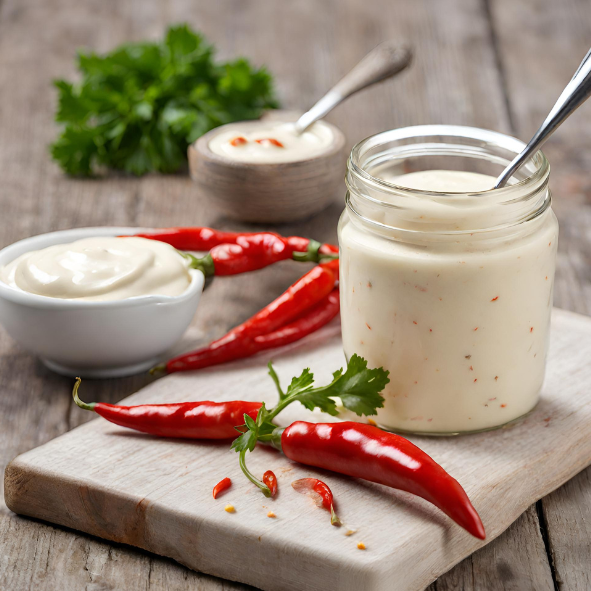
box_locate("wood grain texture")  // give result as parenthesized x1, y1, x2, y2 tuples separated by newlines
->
(5, 309, 591, 591)
(0, 0, 589, 589)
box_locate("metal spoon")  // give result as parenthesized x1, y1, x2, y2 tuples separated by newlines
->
(494, 47, 591, 188)
(294, 41, 412, 135)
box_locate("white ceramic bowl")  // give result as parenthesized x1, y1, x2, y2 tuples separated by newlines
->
(0, 227, 205, 378)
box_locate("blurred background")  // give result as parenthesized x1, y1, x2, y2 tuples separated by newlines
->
(1, 1, 590, 590)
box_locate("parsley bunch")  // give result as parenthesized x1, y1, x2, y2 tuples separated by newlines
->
(50, 24, 279, 176)
(231, 355, 389, 496)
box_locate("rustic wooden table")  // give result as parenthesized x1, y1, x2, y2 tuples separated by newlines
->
(1, 0, 590, 589)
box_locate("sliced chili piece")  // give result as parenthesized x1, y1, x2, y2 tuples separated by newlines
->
(255, 138, 284, 147)
(292, 478, 341, 525)
(213, 477, 232, 499)
(229, 136, 247, 146)
(263, 470, 278, 497)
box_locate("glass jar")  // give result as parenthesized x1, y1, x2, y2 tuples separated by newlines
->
(338, 125, 558, 435)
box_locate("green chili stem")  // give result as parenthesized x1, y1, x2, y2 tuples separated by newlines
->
(239, 449, 272, 498)
(72, 378, 96, 412)
(180, 251, 216, 278)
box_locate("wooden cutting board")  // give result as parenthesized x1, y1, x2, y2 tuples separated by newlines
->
(5, 308, 591, 591)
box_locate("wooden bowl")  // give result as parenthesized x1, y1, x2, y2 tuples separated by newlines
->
(188, 119, 346, 224)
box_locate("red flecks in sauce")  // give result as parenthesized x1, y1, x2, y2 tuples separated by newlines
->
(491, 296, 499, 302)
(474, 378, 478, 383)
(255, 138, 284, 147)
(500, 403, 507, 408)
(474, 327, 479, 331)
(494, 376, 499, 381)
(230, 136, 247, 146)
(489, 397, 497, 401)
(530, 327, 534, 333)
(465, 355, 472, 359)
(367, 281, 372, 288)
(413, 321, 418, 325)
(429, 328, 433, 332)
(469, 366, 473, 371)
(545, 276, 548, 280)
(366, 323, 372, 330)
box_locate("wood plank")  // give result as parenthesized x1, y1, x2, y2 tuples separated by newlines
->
(489, 0, 591, 588)
(5, 309, 590, 591)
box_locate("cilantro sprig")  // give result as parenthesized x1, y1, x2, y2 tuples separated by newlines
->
(51, 24, 279, 176)
(231, 354, 389, 496)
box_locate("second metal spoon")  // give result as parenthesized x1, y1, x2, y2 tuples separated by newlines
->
(494, 47, 591, 188)
(294, 41, 412, 135)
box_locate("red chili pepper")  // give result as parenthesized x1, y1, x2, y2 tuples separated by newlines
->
(130, 227, 258, 251)
(292, 478, 341, 525)
(255, 138, 284, 147)
(72, 379, 261, 440)
(161, 263, 340, 373)
(128, 227, 338, 260)
(185, 234, 337, 278)
(252, 288, 340, 350)
(263, 470, 278, 497)
(279, 422, 485, 539)
(213, 477, 232, 498)
(230, 136, 247, 146)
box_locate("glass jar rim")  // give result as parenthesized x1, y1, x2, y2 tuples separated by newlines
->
(348, 124, 550, 198)
(345, 124, 551, 237)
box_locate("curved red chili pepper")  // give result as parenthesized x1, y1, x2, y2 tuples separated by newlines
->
(72, 379, 261, 440)
(280, 422, 485, 540)
(162, 264, 340, 373)
(292, 478, 341, 525)
(213, 477, 232, 498)
(263, 470, 278, 497)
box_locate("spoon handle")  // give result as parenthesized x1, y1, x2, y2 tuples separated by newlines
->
(294, 42, 412, 134)
(495, 47, 591, 188)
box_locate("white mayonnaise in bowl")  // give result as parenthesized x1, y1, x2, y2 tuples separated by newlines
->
(339, 125, 558, 435)
(0, 227, 204, 378)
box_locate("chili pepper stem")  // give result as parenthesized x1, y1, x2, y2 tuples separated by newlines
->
(330, 504, 342, 527)
(72, 378, 96, 412)
(291, 240, 339, 264)
(149, 363, 167, 376)
(181, 251, 216, 278)
(239, 449, 272, 498)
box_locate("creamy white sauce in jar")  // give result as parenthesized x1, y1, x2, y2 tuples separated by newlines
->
(0, 237, 191, 301)
(339, 126, 558, 434)
(208, 121, 334, 163)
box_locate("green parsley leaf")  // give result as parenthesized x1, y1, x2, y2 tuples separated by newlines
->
(231, 428, 258, 453)
(266, 354, 388, 420)
(314, 354, 389, 416)
(285, 367, 315, 398)
(50, 24, 279, 176)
